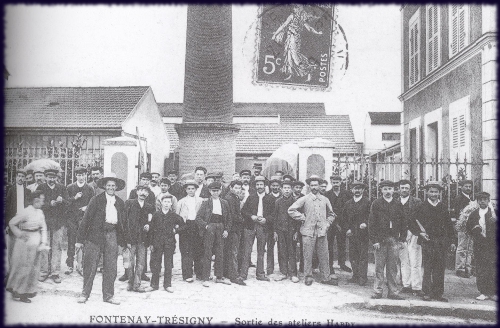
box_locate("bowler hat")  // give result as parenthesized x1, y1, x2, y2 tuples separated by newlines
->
(423, 181, 443, 191)
(282, 180, 293, 187)
(459, 179, 473, 187)
(283, 174, 295, 181)
(208, 182, 222, 190)
(183, 179, 199, 189)
(350, 181, 367, 189)
(305, 175, 322, 185)
(74, 166, 87, 175)
(140, 172, 152, 180)
(398, 179, 413, 188)
(292, 181, 305, 188)
(378, 180, 395, 188)
(240, 169, 251, 176)
(475, 191, 491, 200)
(330, 175, 342, 181)
(269, 176, 282, 185)
(97, 172, 126, 191)
(44, 169, 59, 177)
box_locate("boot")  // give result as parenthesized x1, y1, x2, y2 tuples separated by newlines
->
(118, 269, 130, 282)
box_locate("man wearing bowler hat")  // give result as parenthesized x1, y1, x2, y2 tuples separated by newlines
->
(288, 176, 337, 286)
(369, 180, 406, 300)
(65, 166, 95, 275)
(453, 179, 475, 278)
(325, 175, 352, 274)
(37, 169, 69, 283)
(76, 173, 127, 305)
(408, 181, 456, 302)
(343, 181, 371, 286)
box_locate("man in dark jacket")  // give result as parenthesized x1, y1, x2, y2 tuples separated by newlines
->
(292, 181, 306, 272)
(194, 166, 211, 200)
(239, 176, 271, 282)
(76, 174, 127, 305)
(343, 182, 371, 286)
(196, 182, 232, 287)
(264, 176, 282, 276)
(368, 180, 407, 300)
(37, 169, 69, 283)
(453, 179, 474, 277)
(123, 185, 155, 292)
(325, 175, 352, 273)
(223, 180, 246, 285)
(128, 172, 156, 206)
(409, 182, 456, 302)
(273, 181, 300, 282)
(65, 166, 95, 275)
(167, 170, 187, 201)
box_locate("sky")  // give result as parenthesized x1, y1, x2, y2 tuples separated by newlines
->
(4, 4, 401, 142)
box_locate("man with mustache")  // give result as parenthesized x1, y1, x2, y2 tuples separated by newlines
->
(27, 170, 45, 192)
(88, 166, 104, 196)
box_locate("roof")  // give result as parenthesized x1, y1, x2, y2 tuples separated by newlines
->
(4, 87, 150, 128)
(161, 103, 357, 154)
(159, 103, 326, 117)
(368, 112, 401, 125)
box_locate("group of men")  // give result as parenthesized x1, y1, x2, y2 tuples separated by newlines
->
(4, 164, 497, 305)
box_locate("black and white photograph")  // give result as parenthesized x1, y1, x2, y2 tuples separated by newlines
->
(2, 3, 497, 326)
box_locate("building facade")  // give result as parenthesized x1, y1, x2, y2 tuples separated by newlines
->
(363, 112, 402, 155)
(399, 5, 497, 200)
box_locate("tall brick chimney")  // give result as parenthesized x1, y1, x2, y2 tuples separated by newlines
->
(175, 5, 239, 178)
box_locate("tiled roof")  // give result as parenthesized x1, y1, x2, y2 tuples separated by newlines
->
(4, 87, 150, 128)
(368, 112, 401, 125)
(159, 102, 326, 117)
(162, 103, 357, 154)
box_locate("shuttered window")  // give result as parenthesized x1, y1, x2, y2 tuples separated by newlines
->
(449, 5, 469, 58)
(449, 96, 470, 164)
(409, 10, 421, 87)
(426, 5, 441, 73)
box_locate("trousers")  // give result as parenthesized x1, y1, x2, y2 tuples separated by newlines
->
(82, 231, 118, 301)
(266, 231, 276, 274)
(150, 242, 174, 288)
(302, 234, 330, 281)
(240, 225, 267, 279)
(66, 214, 83, 268)
(474, 246, 497, 296)
(276, 230, 297, 277)
(455, 231, 473, 272)
(223, 229, 242, 280)
(201, 223, 224, 281)
(374, 237, 399, 295)
(179, 220, 203, 280)
(327, 225, 347, 267)
(128, 243, 146, 289)
(399, 234, 422, 290)
(422, 241, 447, 297)
(40, 227, 64, 277)
(349, 233, 369, 281)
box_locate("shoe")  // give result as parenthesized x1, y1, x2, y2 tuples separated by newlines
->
(387, 294, 405, 300)
(202, 281, 210, 287)
(150, 286, 159, 291)
(19, 297, 31, 303)
(104, 298, 120, 305)
(422, 295, 432, 301)
(433, 296, 448, 302)
(305, 277, 313, 286)
(476, 294, 489, 301)
(249, 262, 256, 268)
(127, 285, 134, 292)
(413, 290, 425, 297)
(291, 276, 300, 283)
(118, 269, 129, 282)
(215, 278, 231, 285)
(230, 278, 246, 286)
(50, 275, 61, 283)
(456, 270, 465, 278)
(141, 273, 150, 281)
(38, 275, 48, 282)
(274, 274, 287, 281)
(347, 277, 359, 284)
(143, 286, 155, 292)
(320, 279, 338, 286)
(165, 287, 174, 293)
(77, 296, 88, 303)
(400, 287, 412, 294)
(340, 264, 352, 273)
(65, 267, 73, 275)
(358, 280, 367, 287)
(134, 287, 147, 293)
(256, 276, 270, 282)
(371, 293, 383, 299)
(185, 278, 194, 283)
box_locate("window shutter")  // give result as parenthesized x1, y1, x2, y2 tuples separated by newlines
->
(450, 5, 458, 56)
(458, 5, 468, 51)
(449, 5, 468, 58)
(409, 10, 420, 87)
(449, 96, 470, 166)
(426, 5, 440, 73)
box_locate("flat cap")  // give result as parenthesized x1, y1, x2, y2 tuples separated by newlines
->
(140, 172, 152, 180)
(208, 181, 222, 190)
(378, 180, 395, 188)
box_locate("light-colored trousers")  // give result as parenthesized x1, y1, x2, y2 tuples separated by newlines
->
(40, 227, 64, 277)
(455, 231, 473, 272)
(399, 234, 422, 290)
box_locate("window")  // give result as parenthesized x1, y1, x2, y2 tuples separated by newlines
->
(409, 9, 421, 87)
(449, 96, 471, 177)
(426, 5, 441, 73)
(382, 133, 401, 141)
(449, 5, 469, 58)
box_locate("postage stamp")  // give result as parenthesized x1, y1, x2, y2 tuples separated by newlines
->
(253, 4, 337, 90)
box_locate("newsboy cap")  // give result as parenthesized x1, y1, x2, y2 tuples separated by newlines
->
(208, 182, 222, 190)
(398, 179, 413, 188)
(330, 175, 342, 181)
(240, 169, 251, 176)
(423, 181, 443, 191)
(44, 169, 59, 177)
(475, 191, 490, 200)
(140, 172, 152, 180)
(378, 180, 394, 188)
(350, 181, 367, 189)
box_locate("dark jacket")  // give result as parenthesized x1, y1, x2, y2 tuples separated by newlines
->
(409, 200, 455, 247)
(273, 194, 299, 233)
(169, 182, 187, 201)
(466, 207, 497, 260)
(264, 193, 281, 233)
(5, 184, 30, 230)
(128, 188, 157, 207)
(195, 197, 231, 232)
(148, 210, 186, 248)
(37, 183, 70, 230)
(124, 199, 155, 245)
(325, 189, 351, 228)
(343, 197, 371, 237)
(77, 192, 126, 248)
(224, 192, 244, 232)
(66, 182, 95, 219)
(241, 192, 272, 232)
(452, 192, 473, 219)
(198, 184, 211, 199)
(368, 197, 407, 244)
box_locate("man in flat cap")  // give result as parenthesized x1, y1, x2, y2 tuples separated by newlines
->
(194, 166, 211, 200)
(343, 182, 371, 286)
(4, 168, 30, 279)
(368, 180, 407, 300)
(65, 166, 95, 275)
(466, 191, 497, 301)
(176, 180, 203, 282)
(196, 182, 232, 287)
(239, 169, 256, 204)
(155, 178, 178, 212)
(408, 182, 456, 302)
(129, 172, 156, 206)
(325, 175, 352, 274)
(288, 176, 337, 286)
(264, 176, 282, 276)
(76, 173, 127, 305)
(453, 179, 474, 278)
(27, 170, 45, 192)
(283, 174, 295, 183)
(397, 179, 423, 296)
(167, 170, 187, 201)
(37, 169, 69, 283)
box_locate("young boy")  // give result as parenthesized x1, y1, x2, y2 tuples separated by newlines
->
(148, 195, 185, 292)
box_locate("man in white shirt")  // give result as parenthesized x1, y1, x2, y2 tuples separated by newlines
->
(149, 173, 162, 197)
